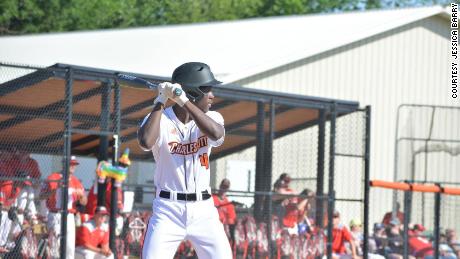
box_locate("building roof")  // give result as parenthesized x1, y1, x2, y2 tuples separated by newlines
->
(0, 63, 359, 160)
(0, 6, 448, 84)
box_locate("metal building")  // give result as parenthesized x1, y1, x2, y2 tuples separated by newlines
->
(0, 6, 457, 228)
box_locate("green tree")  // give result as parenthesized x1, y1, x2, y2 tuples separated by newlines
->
(0, 0, 452, 35)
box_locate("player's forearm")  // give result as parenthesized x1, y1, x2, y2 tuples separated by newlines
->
(138, 103, 164, 149)
(184, 102, 224, 141)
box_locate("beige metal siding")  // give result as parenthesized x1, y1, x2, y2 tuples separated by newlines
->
(215, 15, 458, 226)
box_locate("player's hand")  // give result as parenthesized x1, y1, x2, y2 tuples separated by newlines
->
(101, 247, 112, 256)
(166, 83, 189, 107)
(153, 82, 173, 106)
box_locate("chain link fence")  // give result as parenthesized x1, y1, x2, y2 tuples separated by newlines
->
(0, 62, 368, 259)
(0, 62, 120, 259)
(395, 104, 460, 234)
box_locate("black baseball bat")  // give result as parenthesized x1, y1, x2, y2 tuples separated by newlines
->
(116, 73, 159, 90)
(116, 73, 182, 96)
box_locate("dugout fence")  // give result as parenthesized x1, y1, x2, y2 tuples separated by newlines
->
(0, 62, 369, 259)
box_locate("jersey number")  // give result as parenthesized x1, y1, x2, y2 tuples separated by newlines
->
(199, 153, 209, 169)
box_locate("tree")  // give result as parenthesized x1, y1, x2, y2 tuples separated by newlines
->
(0, 0, 451, 35)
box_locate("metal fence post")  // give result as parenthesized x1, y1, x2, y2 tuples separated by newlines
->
(326, 103, 337, 259)
(363, 106, 371, 259)
(254, 101, 265, 222)
(109, 80, 121, 252)
(403, 187, 411, 259)
(434, 183, 442, 259)
(316, 108, 326, 228)
(60, 67, 73, 259)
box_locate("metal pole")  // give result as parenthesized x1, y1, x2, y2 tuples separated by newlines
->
(393, 105, 403, 219)
(434, 183, 442, 259)
(109, 135, 119, 252)
(327, 103, 337, 259)
(265, 99, 275, 253)
(403, 188, 411, 259)
(422, 107, 436, 226)
(363, 106, 371, 259)
(60, 67, 73, 259)
(316, 108, 326, 228)
(109, 81, 121, 252)
(97, 82, 111, 206)
(254, 101, 265, 222)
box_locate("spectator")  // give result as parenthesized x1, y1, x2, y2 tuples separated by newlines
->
(447, 228, 460, 258)
(40, 155, 87, 259)
(382, 202, 404, 227)
(331, 210, 358, 259)
(75, 206, 113, 259)
(10, 146, 41, 181)
(369, 223, 387, 256)
(385, 218, 413, 259)
(282, 188, 312, 235)
(272, 173, 295, 222)
(297, 189, 315, 235)
(349, 219, 385, 259)
(212, 178, 236, 243)
(0, 171, 37, 251)
(409, 224, 457, 259)
(0, 150, 13, 178)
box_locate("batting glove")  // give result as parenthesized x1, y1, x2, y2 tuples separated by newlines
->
(168, 84, 189, 107)
(153, 82, 174, 105)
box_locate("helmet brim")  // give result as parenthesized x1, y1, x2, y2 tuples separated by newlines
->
(181, 78, 222, 88)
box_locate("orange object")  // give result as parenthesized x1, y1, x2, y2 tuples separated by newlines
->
(370, 180, 460, 195)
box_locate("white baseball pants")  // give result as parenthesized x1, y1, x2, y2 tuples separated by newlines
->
(48, 212, 76, 259)
(75, 247, 114, 259)
(142, 197, 232, 259)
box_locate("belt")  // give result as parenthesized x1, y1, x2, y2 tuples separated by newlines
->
(49, 209, 77, 214)
(159, 190, 211, 201)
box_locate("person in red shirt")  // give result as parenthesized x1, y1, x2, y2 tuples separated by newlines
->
(331, 210, 358, 259)
(75, 206, 113, 259)
(212, 179, 236, 243)
(0, 151, 14, 178)
(9, 147, 41, 180)
(40, 155, 87, 259)
(282, 188, 312, 235)
(0, 180, 23, 249)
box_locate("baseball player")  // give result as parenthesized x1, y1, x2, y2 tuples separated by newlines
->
(40, 155, 87, 259)
(138, 62, 232, 259)
(212, 179, 237, 244)
(75, 206, 113, 259)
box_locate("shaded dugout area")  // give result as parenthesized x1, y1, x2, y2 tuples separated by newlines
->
(0, 63, 360, 161)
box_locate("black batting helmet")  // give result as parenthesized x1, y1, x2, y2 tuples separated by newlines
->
(172, 62, 221, 102)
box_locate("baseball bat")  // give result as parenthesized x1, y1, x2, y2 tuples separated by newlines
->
(116, 73, 182, 96)
(116, 73, 159, 90)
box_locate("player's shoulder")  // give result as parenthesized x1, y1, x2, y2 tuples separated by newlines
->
(206, 110, 224, 124)
(82, 220, 97, 231)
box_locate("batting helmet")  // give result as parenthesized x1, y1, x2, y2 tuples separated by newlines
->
(172, 62, 221, 101)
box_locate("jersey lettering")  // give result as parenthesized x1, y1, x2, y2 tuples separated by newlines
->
(199, 153, 209, 169)
(168, 136, 208, 155)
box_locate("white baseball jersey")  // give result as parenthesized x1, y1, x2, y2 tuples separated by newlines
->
(141, 107, 225, 193)
(141, 107, 232, 259)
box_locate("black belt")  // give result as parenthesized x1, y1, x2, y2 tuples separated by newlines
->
(159, 190, 211, 201)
